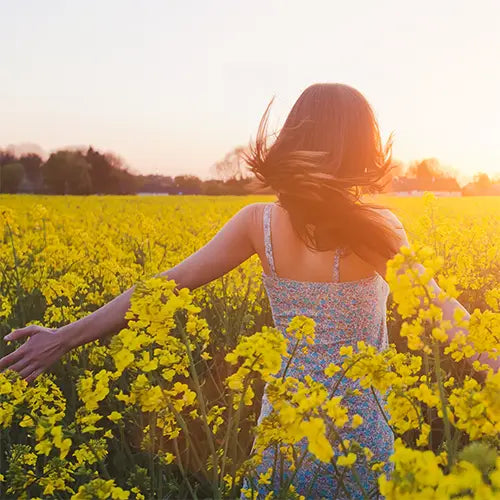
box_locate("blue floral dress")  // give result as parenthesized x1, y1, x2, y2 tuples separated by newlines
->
(241, 203, 394, 499)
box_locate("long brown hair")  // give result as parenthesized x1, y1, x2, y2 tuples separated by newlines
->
(242, 83, 400, 264)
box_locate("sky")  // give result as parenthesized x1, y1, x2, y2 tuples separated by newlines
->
(1, 0, 499, 183)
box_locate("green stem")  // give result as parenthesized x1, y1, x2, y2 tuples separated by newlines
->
(270, 442, 279, 492)
(422, 352, 434, 450)
(86, 440, 111, 480)
(167, 401, 207, 478)
(6, 221, 25, 325)
(158, 432, 164, 500)
(328, 425, 369, 500)
(119, 424, 134, 465)
(369, 387, 396, 437)
(173, 437, 198, 500)
(149, 412, 156, 494)
(219, 398, 234, 487)
(328, 356, 366, 399)
(432, 341, 455, 467)
(281, 338, 301, 381)
(229, 357, 263, 497)
(176, 318, 220, 495)
(279, 446, 285, 491)
(282, 444, 312, 492)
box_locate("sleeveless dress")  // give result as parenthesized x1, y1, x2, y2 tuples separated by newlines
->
(241, 203, 394, 499)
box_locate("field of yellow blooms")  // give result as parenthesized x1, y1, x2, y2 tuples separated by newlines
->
(0, 193, 499, 499)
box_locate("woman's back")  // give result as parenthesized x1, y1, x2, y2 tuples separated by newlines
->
(258, 202, 382, 284)
(247, 201, 395, 499)
(256, 201, 391, 364)
(252, 203, 396, 282)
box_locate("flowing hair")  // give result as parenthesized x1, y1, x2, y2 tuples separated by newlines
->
(242, 83, 401, 264)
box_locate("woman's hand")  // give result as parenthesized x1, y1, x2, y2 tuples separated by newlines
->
(0, 325, 68, 384)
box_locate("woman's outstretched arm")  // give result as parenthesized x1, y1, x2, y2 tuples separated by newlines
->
(377, 209, 499, 378)
(0, 203, 259, 382)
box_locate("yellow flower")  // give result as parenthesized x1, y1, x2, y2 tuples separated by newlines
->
(159, 452, 175, 465)
(324, 363, 341, 377)
(339, 345, 353, 357)
(351, 414, 363, 429)
(416, 422, 431, 447)
(35, 439, 52, 456)
(337, 452, 356, 467)
(2, 193, 500, 500)
(323, 397, 349, 428)
(258, 467, 273, 485)
(108, 411, 123, 423)
(113, 349, 135, 374)
(299, 417, 334, 463)
(19, 414, 34, 427)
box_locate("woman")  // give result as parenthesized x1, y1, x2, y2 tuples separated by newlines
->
(1, 83, 496, 498)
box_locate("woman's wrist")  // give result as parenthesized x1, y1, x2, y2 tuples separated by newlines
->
(58, 321, 84, 352)
(55, 286, 135, 353)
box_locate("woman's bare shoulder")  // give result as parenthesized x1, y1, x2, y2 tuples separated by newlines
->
(243, 200, 281, 222)
(241, 201, 268, 222)
(236, 202, 270, 237)
(370, 206, 404, 229)
(370, 207, 409, 249)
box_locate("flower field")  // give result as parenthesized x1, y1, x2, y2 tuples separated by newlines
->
(0, 194, 499, 499)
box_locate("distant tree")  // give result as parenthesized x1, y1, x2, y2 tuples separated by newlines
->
(407, 158, 441, 189)
(0, 150, 17, 167)
(19, 153, 43, 188)
(112, 168, 139, 194)
(104, 152, 128, 171)
(405, 158, 462, 191)
(138, 174, 176, 193)
(1, 163, 25, 193)
(41, 153, 66, 193)
(69, 164, 92, 194)
(463, 172, 500, 196)
(224, 177, 252, 195)
(42, 151, 92, 194)
(174, 175, 202, 194)
(85, 148, 137, 194)
(86, 147, 115, 193)
(202, 180, 228, 195)
(105, 153, 138, 193)
(472, 172, 492, 191)
(212, 146, 250, 182)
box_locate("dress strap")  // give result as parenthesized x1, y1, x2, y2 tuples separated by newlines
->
(263, 203, 277, 276)
(332, 247, 342, 282)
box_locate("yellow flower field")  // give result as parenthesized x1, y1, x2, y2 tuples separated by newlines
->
(0, 194, 499, 499)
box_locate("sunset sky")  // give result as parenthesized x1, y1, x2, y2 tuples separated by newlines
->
(2, 0, 499, 182)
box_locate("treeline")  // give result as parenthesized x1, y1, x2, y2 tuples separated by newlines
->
(0, 147, 254, 195)
(0, 148, 136, 195)
(136, 175, 253, 195)
(1, 146, 498, 196)
(389, 158, 500, 196)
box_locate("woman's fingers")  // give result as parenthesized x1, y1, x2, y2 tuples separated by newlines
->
(0, 345, 25, 371)
(19, 363, 39, 379)
(25, 367, 44, 385)
(8, 358, 32, 375)
(4, 325, 43, 342)
(1, 328, 64, 380)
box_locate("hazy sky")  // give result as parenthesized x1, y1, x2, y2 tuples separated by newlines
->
(2, 0, 499, 181)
